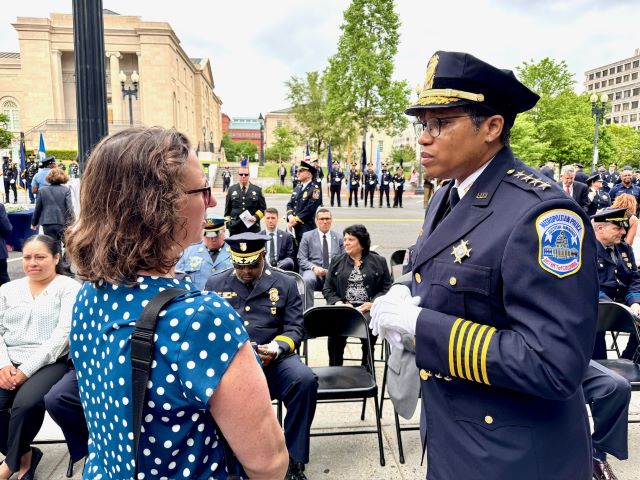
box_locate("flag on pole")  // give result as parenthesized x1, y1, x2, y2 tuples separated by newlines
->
(38, 131, 46, 162)
(304, 143, 310, 162)
(19, 137, 26, 188)
(327, 144, 333, 173)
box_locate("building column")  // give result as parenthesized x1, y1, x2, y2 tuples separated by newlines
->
(107, 52, 122, 123)
(50, 50, 65, 119)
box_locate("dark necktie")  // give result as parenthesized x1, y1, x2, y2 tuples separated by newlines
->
(449, 186, 460, 209)
(269, 232, 277, 266)
(208, 248, 220, 263)
(241, 186, 246, 194)
(322, 234, 329, 269)
(606, 247, 618, 265)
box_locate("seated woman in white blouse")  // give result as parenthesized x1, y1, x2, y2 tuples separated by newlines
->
(0, 234, 80, 480)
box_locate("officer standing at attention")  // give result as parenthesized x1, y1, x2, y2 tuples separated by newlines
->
(312, 159, 324, 187)
(174, 216, 231, 290)
(224, 164, 267, 236)
(205, 233, 318, 480)
(286, 161, 322, 244)
(348, 163, 360, 207)
(329, 161, 344, 207)
(363, 163, 378, 208)
(1, 156, 18, 204)
(370, 50, 598, 480)
(602, 163, 620, 193)
(586, 174, 611, 217)
(378, 163, 393, 208)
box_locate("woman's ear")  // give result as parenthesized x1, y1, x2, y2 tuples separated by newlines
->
(485, 115, 504, 143)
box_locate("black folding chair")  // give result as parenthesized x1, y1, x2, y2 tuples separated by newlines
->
(595, 301, 640, 423)
(388, 249, 407, 283)
(304, 305, 386, 466)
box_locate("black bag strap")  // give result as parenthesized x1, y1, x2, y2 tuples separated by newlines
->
(131, 287, 186, 476)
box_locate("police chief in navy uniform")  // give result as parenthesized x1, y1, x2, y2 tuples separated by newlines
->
(286, 161, 322, 243)
(205, 233, 318, 480)
(224, 165, 267, 236)
(370, 51, 598, 480)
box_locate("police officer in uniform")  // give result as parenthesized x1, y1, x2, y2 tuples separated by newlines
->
(221, 166, 232, 192)
(587, 174, 611, 217)
(370, 51, 598, 480)
(602, 164, 620, 193)
(1, 156, 18, 204)
(224, 165, 267, 236)
(22, 156, 38, 203)
(378, 163, 392, 208)
(286, 161, 322, 244)
(205, 233, 318, 480)
(175, 216, 231, 290)
(609, 169, 640, 208)
(312, 159, 324, 187)
(392, 166, 406, 208)
(363, 163, 378, 208)
(329, 161, 344, 207)
(348, 163, 360, 207)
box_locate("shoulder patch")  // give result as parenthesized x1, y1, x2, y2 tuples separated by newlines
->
(312, 188, 321, 199)
(536, 209, 584, 278)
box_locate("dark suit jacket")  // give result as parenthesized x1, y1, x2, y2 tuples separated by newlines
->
(558, 181, 590, 212)
(0, 204, 12, 260)
(32, 184, 74, 226)
(261, 228, 295, 266)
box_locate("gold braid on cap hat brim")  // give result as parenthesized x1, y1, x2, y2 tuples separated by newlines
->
(417, 89, 485, 106)
(204, 226, 225, 233)
(230, 247, 265, 265)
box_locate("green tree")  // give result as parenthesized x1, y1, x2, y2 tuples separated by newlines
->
(325, 0, 410, 143)
(512, 58, 594, 169)
(265, 125, 297, 161)
(221, 133, 257, 162)
(286, 71, 355, 157)
(0, 114, 13, 149)
(389, 145, 414, 167)
(599, 124, 640, 167)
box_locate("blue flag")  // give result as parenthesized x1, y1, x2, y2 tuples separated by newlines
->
(38, 131, 46, 161)
(19, 139, 26, 188)
(327, 144, 333, 174)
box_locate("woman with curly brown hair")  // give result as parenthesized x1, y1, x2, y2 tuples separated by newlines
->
(611, 193, 638, 245)
(64, 127, 287, 479)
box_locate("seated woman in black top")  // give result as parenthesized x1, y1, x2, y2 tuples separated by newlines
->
(322, 224, 392, 366)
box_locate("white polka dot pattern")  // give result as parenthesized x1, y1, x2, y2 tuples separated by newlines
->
(71, 276, 248, 479)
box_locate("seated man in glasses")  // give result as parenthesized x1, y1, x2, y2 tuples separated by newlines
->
(175, 216, 231, 291)
(205, 233, 318, 480)
(225, 165, 267, 236)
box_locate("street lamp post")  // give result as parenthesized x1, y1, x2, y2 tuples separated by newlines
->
(119, 70, 139, 126)
(258, 113, 265, 167)
(369, 133, 374, 165)
(202, 126, 207, 152)
(210, 132, 214, 153)
(590, 93, 608, 173)
(413, 84, 425, 194)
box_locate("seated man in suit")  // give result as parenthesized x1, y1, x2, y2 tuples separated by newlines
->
(175, 216, 232, 290)
(260, 207, 295, 271)
(297, 208, 344, 309)
(205, 233, 318, 480)
(559, 165, 590, 212)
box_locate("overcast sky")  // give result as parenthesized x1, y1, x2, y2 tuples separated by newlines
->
(0, 0, 638, 118)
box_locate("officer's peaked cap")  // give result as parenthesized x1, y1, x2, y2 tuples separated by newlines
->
(586, 174, 602, 186)
(203, 217, 225, 237)
(591, 207, 629, 228)
(226, 232, 269, 265)
(406, 51, 539, 125)
(298, 160, 317, 176)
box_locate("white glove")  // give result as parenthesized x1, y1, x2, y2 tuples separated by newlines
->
(370, 285, 412, 334)
(371, 291, 421, 351)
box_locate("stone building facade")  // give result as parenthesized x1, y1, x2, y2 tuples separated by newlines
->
(585, 48, 640, 130)
(0, 10, 223, 154)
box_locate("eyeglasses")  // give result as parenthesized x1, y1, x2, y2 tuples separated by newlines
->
(185, 181, 211, 204)
(413, 115, 473, 138)
(238, 173, 249, 177)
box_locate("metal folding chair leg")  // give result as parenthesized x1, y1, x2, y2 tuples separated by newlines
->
(66, 457, 75, 478)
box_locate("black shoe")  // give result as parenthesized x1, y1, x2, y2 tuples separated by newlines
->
(593, 458, 618, 480)
(285, 462, 307, 480)
(18, 447, 43, 480)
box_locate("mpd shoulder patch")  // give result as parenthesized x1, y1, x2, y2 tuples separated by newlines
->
(312, 188, 321, 199)
(536, 209, 584, 278)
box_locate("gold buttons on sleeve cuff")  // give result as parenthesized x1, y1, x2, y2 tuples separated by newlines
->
(449, 276, 457, 286)
(484, 415, 494, 425)
(415, 273, 422, 284)
(419, 369, 431, 381)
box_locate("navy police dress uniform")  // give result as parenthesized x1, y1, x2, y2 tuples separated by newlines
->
(348, 168, 360, 207)
(602, 170, 620, 192)
(224, 182, 267, 236)
(329, 167, 344, 207)
(363, 168, 378, 207)
(287, 162, 322, 243)
(404, 51, 598, 480)
(586, 174, 611, 217)
(204, 234, 318, 465)
(609, 181, 640, 208)
(378, 167, 392, 207)
(392, 172, 405, 208)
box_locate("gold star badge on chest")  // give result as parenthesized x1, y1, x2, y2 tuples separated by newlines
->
(451, 240, 472, 264)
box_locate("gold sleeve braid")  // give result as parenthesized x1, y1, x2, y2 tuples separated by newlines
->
(448, 318, 496, 385)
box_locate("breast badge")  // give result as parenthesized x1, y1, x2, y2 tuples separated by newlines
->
(451, 240, 472, 264)
(269, 287, 279, 303)
(536, 209, 584, 278)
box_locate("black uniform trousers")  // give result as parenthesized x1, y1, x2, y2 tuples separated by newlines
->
(222, 178, 230, 192)
(364, 187, 375, 207)
(379, 188, 390, 207)
(584, 360, 630, 460)
(264, 354, 318, 464)
(3, 180, 16, 203)
(44, 368, 88, 462)
(348, 188, 359, 207)
(330, 186, 341, 207)
(393, 187, 404, 207)
(0, 360, 67, 471)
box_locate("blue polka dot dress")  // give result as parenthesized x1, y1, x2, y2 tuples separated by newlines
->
(70, 276, 249, 479)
